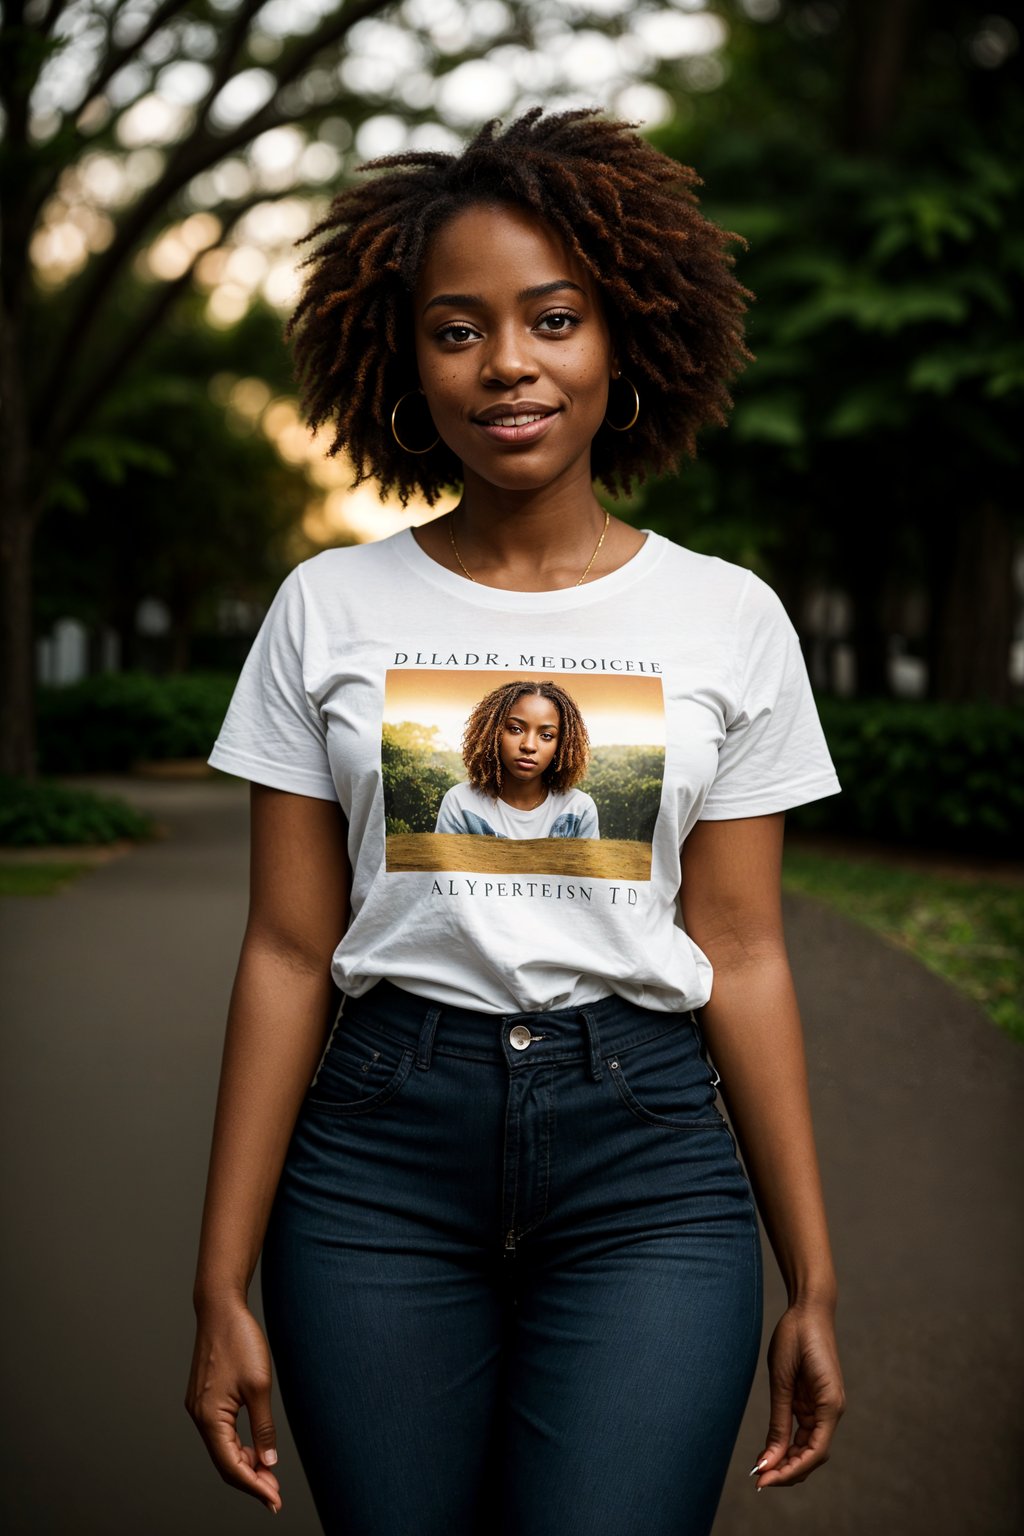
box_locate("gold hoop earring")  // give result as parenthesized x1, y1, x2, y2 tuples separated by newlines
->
(391, 389, 439, 454)
(604, 376, 640, 432)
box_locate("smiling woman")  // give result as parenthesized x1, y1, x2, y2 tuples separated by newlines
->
(188, 107, 846, 1536)
(286, 106, 752, 508)
(411, 204, 617, 512)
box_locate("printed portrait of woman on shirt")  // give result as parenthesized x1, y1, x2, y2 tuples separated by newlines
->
(434, 680, 600, 840)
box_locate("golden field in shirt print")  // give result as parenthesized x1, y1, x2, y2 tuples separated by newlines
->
(382, 668, 665, 879)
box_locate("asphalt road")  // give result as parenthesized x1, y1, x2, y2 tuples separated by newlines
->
(1, 776, 1021, 1536)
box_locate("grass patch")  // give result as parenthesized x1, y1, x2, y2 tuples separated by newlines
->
(782, 849, 1024, 1042)
(0, 862, 98, 897)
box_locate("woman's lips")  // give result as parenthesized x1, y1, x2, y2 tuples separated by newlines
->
(515, 759, 537, 769)
(473, 410, 559, 445)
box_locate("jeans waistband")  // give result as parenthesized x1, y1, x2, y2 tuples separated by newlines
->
(341, 979, 700, 1084)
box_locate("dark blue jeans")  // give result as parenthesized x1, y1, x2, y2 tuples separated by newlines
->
(261, 980, 763, 1536)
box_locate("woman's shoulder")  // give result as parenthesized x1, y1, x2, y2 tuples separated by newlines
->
(444, 779, 487, 804)
(558, 784, 597, 807)
(651, 533, 791, 634)
(292, 531, 412, 596)
(651, 532, 758, 598)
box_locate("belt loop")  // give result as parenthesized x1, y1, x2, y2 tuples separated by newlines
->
(416, 1005, 441, 1072)
(579, 1008, 603, 1082)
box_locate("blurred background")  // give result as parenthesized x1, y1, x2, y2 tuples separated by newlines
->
(1, 3, 1022, 1533)
(3, 0, 1021, 1024)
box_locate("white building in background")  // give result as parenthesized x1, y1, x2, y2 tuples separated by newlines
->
(36, 616, 93, 684)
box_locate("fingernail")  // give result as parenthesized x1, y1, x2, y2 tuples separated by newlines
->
(263, 1449, 278, 1466)
(748, 1456, 768, 1476)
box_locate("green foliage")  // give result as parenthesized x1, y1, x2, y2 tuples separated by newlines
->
(0, 775, 157, 847)
(581, 746, 666, 842)
(36, 672, 235, 772)
(639, 2, 1023, 704)
(783, 849, 1024, 1042)
(788, 700, 1024, 852)
(0, 862, 99, 897)
(35, 295, 315, 643)
(381, 723, 460, 833)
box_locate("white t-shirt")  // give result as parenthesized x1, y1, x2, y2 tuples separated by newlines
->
(207, 528, 840, 1014)
(435, 782, 600, 840)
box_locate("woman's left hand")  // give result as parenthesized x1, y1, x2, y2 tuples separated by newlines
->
(751, 1299, 846, 1489)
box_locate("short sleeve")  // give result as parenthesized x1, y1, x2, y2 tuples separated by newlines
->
(435, 788, 463, 833)
(579, 795, 600, 839)
(699, 571, 841, 820)
(207, 563, 339, 802)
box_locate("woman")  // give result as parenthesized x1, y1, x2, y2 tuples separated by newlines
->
(187, 108, 845, 1534)
(434, 679, 600, 839)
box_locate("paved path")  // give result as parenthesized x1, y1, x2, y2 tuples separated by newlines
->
(1, 777, 1021, 1536)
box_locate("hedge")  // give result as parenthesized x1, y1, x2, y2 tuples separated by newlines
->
(36, 671, 234, 773)
(0, 775, 156, 847)
(789, 699, 1023, 853)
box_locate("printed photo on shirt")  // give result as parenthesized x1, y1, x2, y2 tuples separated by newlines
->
(382, 668, 665, 879)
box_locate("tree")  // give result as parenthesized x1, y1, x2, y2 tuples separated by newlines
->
(644, 1, 1023, 702)
(35, 292, 312, 672)
(3, 0, 705, 777)
(1, 0, 546, 776)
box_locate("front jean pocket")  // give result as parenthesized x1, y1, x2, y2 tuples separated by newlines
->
(304, 1015, 414, 1116)
(608, 1020, 725, 1129)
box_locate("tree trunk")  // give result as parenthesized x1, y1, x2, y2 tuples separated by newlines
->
(843, 0, 922, 153)
(0, 299, 39, 780)
(928, 503, 1016, 703)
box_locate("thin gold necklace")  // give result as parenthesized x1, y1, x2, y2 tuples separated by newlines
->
(449, 508, 611, 588)
(502, 786, 548, 812)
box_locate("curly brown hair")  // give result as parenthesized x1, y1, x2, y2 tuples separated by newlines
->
(285, 106, 752, 505)
(461, 680, 590, 797)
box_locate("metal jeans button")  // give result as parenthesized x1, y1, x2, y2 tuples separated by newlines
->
(509, 1024, 534, 1051)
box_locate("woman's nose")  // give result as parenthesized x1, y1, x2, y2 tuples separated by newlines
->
(481, 326, 537, 386)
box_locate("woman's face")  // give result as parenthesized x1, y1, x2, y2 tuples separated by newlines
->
(499, 692, 561, 784)
(412, 201, 615, 494)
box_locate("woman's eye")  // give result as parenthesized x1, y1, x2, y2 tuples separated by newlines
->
(437, 323, 477, 344)
(536, 310, 581, 335)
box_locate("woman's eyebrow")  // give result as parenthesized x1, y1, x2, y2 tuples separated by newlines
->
(506, 714, 559, 728)
(423, 280, 586, 315)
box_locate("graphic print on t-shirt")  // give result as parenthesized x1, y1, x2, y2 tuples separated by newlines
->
(382, 668, 665, 880)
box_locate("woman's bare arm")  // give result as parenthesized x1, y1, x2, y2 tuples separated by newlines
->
(680, 812, 845, 1489)
(186, 782, 350, 1512)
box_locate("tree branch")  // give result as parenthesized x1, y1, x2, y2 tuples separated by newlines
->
(72, 0, 194, 118)
(49, 192, 263, 454)
(189, 0, 266, 130)
(38, 0, 69, 34)
(33, 0, 396, 434)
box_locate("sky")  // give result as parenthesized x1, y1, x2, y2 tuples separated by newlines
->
(384, 667, 665, 751)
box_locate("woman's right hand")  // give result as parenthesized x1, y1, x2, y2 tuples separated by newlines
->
(185, 1296, 282, 1516)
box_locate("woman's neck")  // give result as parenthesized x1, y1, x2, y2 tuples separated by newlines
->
(411, 460, 647, 592)
(499, 782, 550, 811)
(453, 466, 608, 590)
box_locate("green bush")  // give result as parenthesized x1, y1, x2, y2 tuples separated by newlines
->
(36, 672, 235, 772)
(789, 700, 1024, 853)
(582, 747, 666, 842)
(381, 736, 459, 833)
(0, 776, 157, 847)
